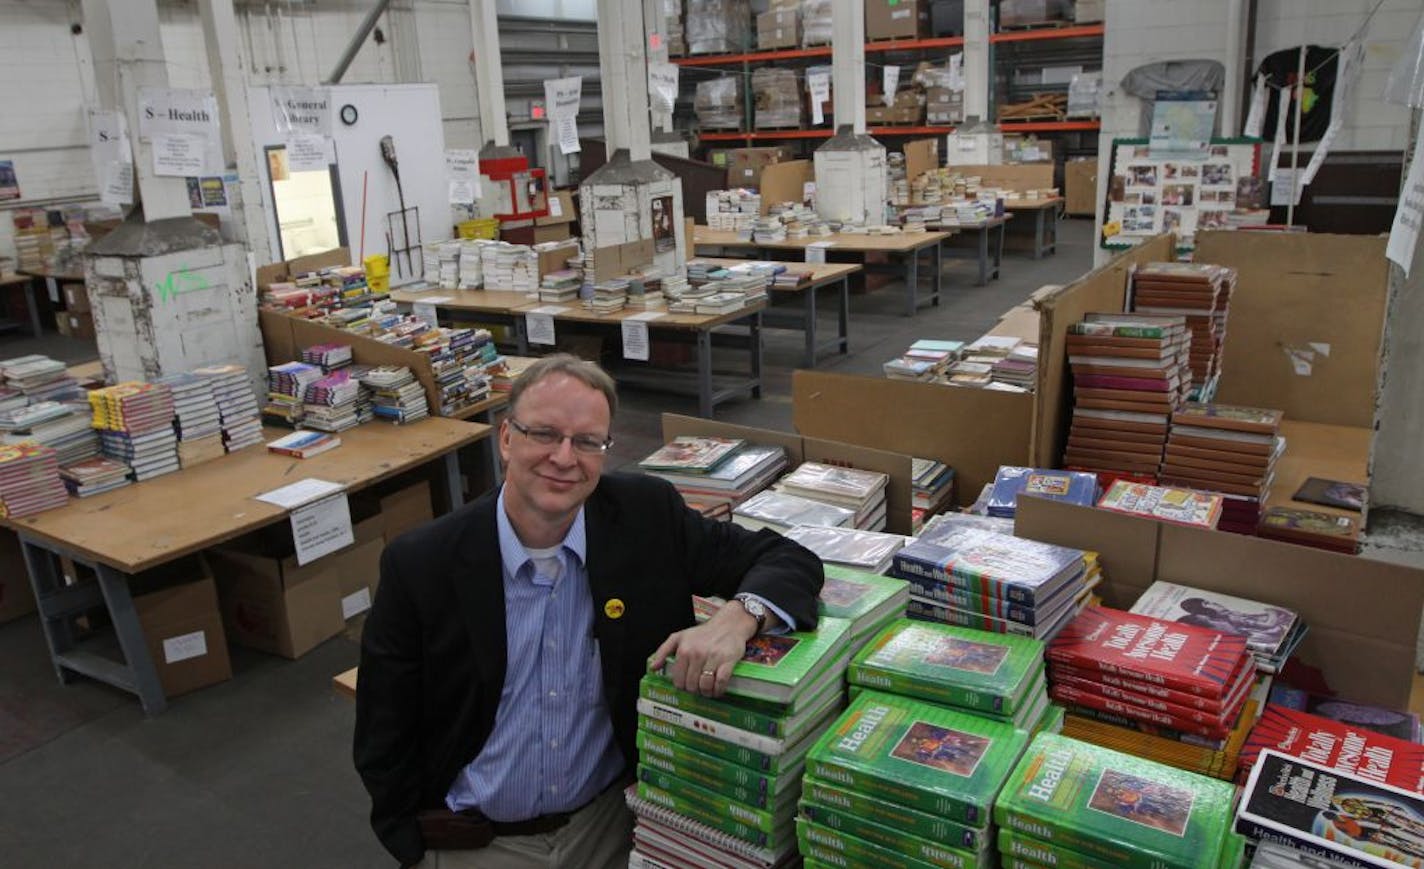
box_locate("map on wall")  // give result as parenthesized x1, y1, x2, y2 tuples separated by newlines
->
(1101, 137, 1263, 252)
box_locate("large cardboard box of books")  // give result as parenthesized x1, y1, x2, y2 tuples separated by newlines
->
(132, 555, 233, 698)
(1064, 158, 1097, 215)
(0, 529, 36, 623)
(535, 238, 580, 280)
(866, 0, 923, 40)
(209, 540, 345, 660)
(381, 479, 434, 543)
(726, 147, 796, 189)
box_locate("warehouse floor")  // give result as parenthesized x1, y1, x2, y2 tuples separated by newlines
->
(0, 217, 1096, 868)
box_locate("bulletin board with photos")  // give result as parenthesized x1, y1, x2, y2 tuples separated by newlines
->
(1101, 138, 1263, 251)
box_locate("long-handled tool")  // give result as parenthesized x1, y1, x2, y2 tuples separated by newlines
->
(379, 135, 414, 277)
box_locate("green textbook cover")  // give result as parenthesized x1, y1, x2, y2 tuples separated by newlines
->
(999, 828, 1118, 869)
(797, 818, 944, 869)
(635, 780, 795, 851)
(637, 714, 821, 774)
(805, 689, 1029, 827)
(636, 765, 796, 833)
(803, 776, 990, 850)
(637, 671, 842, 744)
(799, 798, 991, 869)
(849, 619, 1047, 716)
(820, 565, 910, 632)
(636, 729, 803, 799)
(665, 616, 852, 709)
(994, 732, 1236, 869)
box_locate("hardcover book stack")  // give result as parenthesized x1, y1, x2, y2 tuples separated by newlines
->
(263, 361, 324, 428)
(359, 367, 429, 424)
(732, 489, 854, 534)
(1130, 581, 1305, 675)
(1235, 750, 1424, 869)
(156, 372, 225, 468)
(57, 456, 133, 498)
(0, 401, 99, 468)
(1131, 262, 1236, 398)
(2, 355, 81, 403)
(631, 617, 852, 868)
(912, 458, 956, 530)
(893, 520, 1091, 642)
(89, 382, 180, 482)
(774, 461, 889, 532)
(1097, 479, 1224, 530)
(814, 566, 910, 652)
(996, 731, 1241, 869)
(301, 369, 362, 433)
(1237, 703, 1424, 791)
(985, 466, 1099, 519)
(1258, 507, 1362, 554)
(1062, 313, 1192, 480)
(799, 689, 1029, 869)
(883, 339, 964, 382)
(849, 619, 1053, 733)
(0, 442, 70, 516)
(1161, 404, 1284, 534)
(784, 525, 906, 575)
(193, 364, 264, 452)
(639, 437, 787, 519)
(1047, 606, 1262, 779)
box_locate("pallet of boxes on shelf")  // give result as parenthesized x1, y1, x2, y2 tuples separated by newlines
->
(696, 76, 744, 131)
(686, 0, 751, 55)
(753, 68, 803, 130)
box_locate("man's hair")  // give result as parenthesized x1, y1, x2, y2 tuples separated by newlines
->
(508, 353, 618, 422)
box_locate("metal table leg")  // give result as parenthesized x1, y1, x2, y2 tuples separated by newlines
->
(994, 221, 1006, 278)
(803, 281, 818, 368)
(20, 537, 78, 685)
(95, 564, 168, 715)
(749, 312, 763, 400)
(932, 242, 943, 307)
(25, 281, 42, 336)
(697, 329, 713, 418)
(976, 226, 990, 286)
(1034, 210, 1048, 259)
(442, 451, 464, 509)
(837, 276, 850, 356)
(904, 250, 919, 317)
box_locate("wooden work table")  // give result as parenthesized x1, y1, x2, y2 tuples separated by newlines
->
(692, 258, 861, 367)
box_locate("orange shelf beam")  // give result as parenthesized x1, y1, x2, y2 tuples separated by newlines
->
(698, 126, 956, 142)
(672, 46, 831, 66)
(865, 36, 966, 53)
(997, 120, 1101, 132)
(990, 24, 1105, 43)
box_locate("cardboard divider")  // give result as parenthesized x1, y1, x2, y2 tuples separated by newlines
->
(1014, 495, 1424, 710)
(1194, 231, 1388, 428)
(903, 140, 939, 186)
(949, 163, 1054, 191)
(660, 412, 914, 535)
(758, 161, 814, 215)
(792, 370, 1032, 509)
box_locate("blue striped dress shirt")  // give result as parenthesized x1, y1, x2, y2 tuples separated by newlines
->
(444, 489, 624, 821)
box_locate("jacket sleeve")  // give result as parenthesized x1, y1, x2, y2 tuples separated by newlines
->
(662, 477, 824, 631)
(353, 545, 427, 867)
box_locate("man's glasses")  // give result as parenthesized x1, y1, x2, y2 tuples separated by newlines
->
(508, 418, 613, 455)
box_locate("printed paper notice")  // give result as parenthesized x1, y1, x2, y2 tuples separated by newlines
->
(153, 134, 207, 177)
(342, 588, 372, 619)
(526, 313, 556, 345)
(555, 115, 580, 155)
(547, 195, 563, 218)
(808, 72, 831, 126)
(103, 162, 134, 206)
(622, 320, 650, 361)
(162, 630, 208, 664)
(648, 63, 680, 116)
(290, 493, 355, 566)
(1243, 74, 1267, 139)
(1387, 131, 1424, 274)
(545, 76, 583, 155)
(286, 134, 330, 172)
(446, 149, 480, 204)
(413, 301, 439, 328)
(255, 477, 346, 509)
(883, 66, 900, 106)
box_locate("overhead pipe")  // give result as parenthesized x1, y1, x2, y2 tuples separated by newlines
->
(325, 0, 393, 84)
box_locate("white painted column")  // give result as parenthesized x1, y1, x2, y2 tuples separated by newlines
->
(197, 0, 272, 255)
(469, 0, 510, 147)
(597, 0, 654, 161)
(963, 0, 991, 122)
(643, 0, 675, 133)
(831, 0, 868, 132)
(81, 0, 191, 221)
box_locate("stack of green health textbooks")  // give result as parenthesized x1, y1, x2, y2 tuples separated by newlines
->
(816, 566, 910, 653)
(848, 619, 1057, 733)
(995, 731, 1246, 869)
(799, 690, 1030, 869)
(628, 616, 853, 868)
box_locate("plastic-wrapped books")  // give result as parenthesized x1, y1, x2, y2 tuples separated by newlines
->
(784, 525, 906, 573)
(733, 489, 854, 533)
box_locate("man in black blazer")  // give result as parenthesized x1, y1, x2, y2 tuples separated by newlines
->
(354, 354, 823, 867)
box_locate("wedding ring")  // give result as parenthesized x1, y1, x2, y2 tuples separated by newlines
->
(700, 668, 716, 677)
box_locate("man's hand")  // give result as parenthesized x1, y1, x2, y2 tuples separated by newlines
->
(648, 601, 759, 697)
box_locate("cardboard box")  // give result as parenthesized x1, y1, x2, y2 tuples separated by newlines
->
(757, 9, 800, 48)
(62, 282, 91, 313)
(866, 106, 894, 125)
(866, 0, 924, 40)
(54, 312, 72, 338)
(1002, 134, 1054, 163)
(1064, 158, 1098, 216)
(725, 147, 795, 189)
(65, 311, 96, 339)
(0, 529, 36, 624)
(133, 558, 233, 698)
(332, 535, 383, 624)
(1074, 0, 1105, 22)
(535, 238, 580, 279)
(891, 105, 923, 124)
(209, 545, 345, 660)
(381, 480, 435, 543)
(501, 191, 576, 244)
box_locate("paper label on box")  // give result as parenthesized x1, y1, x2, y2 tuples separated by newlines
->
(548, 196, 563, 218)
(891, 9, 910, 18)
(291, 493, 355, 567)
(808, 71, 831, 125)
(162, 630, 208, 664)
(526, 313, 556, 345)
(621, 320, 650, 361)
(883, 66, 900, 106)
(342, 588, 372, 619)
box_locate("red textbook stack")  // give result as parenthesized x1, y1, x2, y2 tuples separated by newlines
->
(1160, 403, 1284, 534)
(1061, 313, 1192, 482)
(1238, 703, 1424, 793)
(1129, 262, 1236, 396)
(1047, 606, 1256, 742)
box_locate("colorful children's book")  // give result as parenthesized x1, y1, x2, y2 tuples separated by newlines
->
(638, 436, 744, 473)
(985, 466, 1100, 518)
(1096, 480, 1224, 529)
(1292, 477, 1366, 512)
(995, 731, 1238, 869)
(893, 523, 1086, 608)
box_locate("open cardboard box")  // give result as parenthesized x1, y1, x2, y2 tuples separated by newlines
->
(131, 554, 233, 698)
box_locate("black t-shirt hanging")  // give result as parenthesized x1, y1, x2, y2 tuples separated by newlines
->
(1257, 45, 1337, 143)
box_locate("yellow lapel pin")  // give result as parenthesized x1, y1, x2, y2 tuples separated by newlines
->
(604, 598, 625, 619)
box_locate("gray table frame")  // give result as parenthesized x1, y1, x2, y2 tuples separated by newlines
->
(0, 274, 43, 337)
(933, 218, 1009, 286)
(761, 272, 852, 367)
(1011, 204, 1059, 259)
(16, 451, 465, 716)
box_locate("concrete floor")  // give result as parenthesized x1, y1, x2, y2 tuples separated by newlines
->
(0, 219, 1097, 868)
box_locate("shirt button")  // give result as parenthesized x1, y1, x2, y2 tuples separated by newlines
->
(548, 690, 557, 698)
(550, 739, 559, 748)
(549, 785, 559, 794)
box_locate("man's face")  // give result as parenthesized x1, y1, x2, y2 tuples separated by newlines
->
(499, 373, 611, 533)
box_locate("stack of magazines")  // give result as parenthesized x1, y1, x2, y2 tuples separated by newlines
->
(783, 525, 905, 574)
(774, 461, 889, 531)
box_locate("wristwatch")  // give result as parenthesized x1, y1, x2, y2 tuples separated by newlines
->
(733, 594, 768, 634)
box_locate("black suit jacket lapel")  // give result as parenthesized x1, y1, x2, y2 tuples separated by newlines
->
(449, 494, 507, 689)
(584, 485, 627, 708)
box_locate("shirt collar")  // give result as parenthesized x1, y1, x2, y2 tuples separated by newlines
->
(495, 485, 588, 581)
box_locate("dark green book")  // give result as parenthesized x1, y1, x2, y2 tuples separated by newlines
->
(994, 732, 1236, 869)
(800, 799, 990, 869)
(636, 674, 843, 751)
(849, 619, 1047, 717)
(797, 818, 944, 869)
(636, 713, 822, 774)
(662, 616, 852, 710)
(820, 565, 910, 638)
(999, 828, 1117, 869)
(636, 766, 796, 833)
(805, 690, 1029, 827)
(636, 729, 802, 799)
(803, 776, 990, 849)
(636, 754, 797, 811)
(635, 780, 795, 851)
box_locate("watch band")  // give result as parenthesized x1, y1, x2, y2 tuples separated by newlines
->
(733, 594, 767, 634)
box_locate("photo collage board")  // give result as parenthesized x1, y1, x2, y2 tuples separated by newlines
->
(1101, 138, 1262, 251)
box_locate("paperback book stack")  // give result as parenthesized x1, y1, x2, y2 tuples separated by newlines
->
(1161, 403, 1284, 534)
(360, 367, 429, 424)
(631, 617, 852, 867)
(892, 521, 1091, 641)
(539, 269, 581, 303)
(1130, 581, 1305, 675)
(480, 242, 539, 293)
(1047, 606, 1261, 779)
(705, 189, 761, 233)
(1257, 507, 1361, 554)
(457, 240, 485, 288)
(912, 458, 955, 530)
(0, 401, 98, 467)
(264, 362, 324, 428)
(774, 461, 889, 532)
(1062, 314, 1192, 480)
(2, 355, 81, 403)
(156, 372, 225, 468)
(989, 343, 1039, 392)
(1097, 479, 1224, 530)
(985, 466, 1099, 519)
(784, 525, 907, 574)
(733, 488, 854, 534)
(1235, 750, 1424, 869)
(996, 731, 1241, 869)
(416, 327, 496, 416)
(586, 279, 629, 315)
(799, 689, 1029, 869)
(193, 364, 264, 452)
(884, 339, 964, 382)
(300, 370, 362, 433)
(849, 618, 1054, 733)
(0, 442, 70, 517)
(1236, 703, 1424, 792)
(1131, 262, 1236, 398)
(89, 382, 180, 482)
(300, 342, 353, 372)
(58, 456, 133, 498)
(639, 436, 785, 519)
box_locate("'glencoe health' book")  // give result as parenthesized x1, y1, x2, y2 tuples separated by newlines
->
(994, 731, 1238, 869)
(662, 616, 851, 710)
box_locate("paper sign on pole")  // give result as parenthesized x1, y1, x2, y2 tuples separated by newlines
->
(446, 149, 480, 204)
(526, 313, 556, 345)
(555, 116, 581, 155)
(270, 86, 332, 136)
(1387, 131, 1424, 275)
(883, 66, 900, 106)
(1243, 74, 1268, 139)
(808, 72, 831, 126)
(648, 63, 680, 115)
(286, 134, 330, 172)
(544, 76, 583, 155)
(622, 320, 650, 360)
(152, 133, 208, 177)
(1302, 42, 1359, 186)
(89, 109, 134, 205)
(137, 87, 223, 175)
